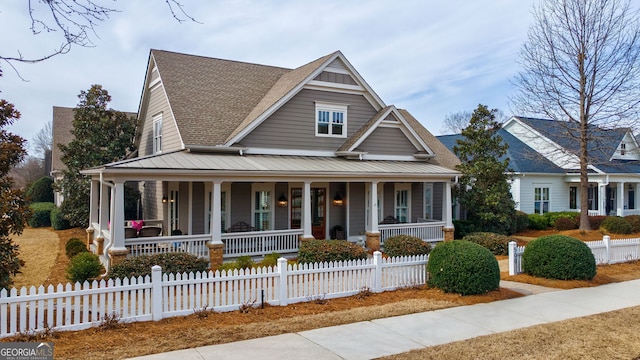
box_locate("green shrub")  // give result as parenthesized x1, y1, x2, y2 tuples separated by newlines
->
(217, 262, 239, 273)
(461, 232, 512, 256)
(258, 252, 281, 267)
(427, 240, 500, 295)
(65, 238, 88, 259)
(624, 215, 640, 233)
(512, 211, 529, 233)
(601, 216, 632, 234)
(589, 216, 608, 230)
(543, 211, 579, 225)
(298, 240, 367, 264)
(527, 214, 549, 230)
(67, 252, 104, 283)
(523, 235, 596, 280)
(453, 220, 476, 239)
(109, 253, 209, 279)
(26, 176, 54, 203)
(235, 256, 255, 269)
(50, 207, 71, 230)
(28, 202, 55, 227)
(554, 217, 578, 231)
(383, 235, 431, 257)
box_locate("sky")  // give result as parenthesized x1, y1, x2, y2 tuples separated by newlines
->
(0, 0, 535, 155)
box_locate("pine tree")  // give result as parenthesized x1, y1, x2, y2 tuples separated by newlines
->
(453, 104, 515, 234)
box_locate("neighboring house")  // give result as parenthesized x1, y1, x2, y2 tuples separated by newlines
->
(81, 49, 460, 268)
(51, 106, 136, 207)
(51, 106, 75, 206)
(438, 116, 640, 217)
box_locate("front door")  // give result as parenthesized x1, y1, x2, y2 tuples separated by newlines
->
(311, 188, 326, 239)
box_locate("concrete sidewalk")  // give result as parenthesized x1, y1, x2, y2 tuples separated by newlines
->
(129, 279, 640, 360)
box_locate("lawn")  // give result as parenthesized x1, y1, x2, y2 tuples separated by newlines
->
(3, 227, 640, 359)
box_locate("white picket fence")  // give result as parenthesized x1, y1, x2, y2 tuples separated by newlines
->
(0, 251, 427, 338)
(508, 236, 640, 275)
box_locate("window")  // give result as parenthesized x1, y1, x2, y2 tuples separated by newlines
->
(395, 184, 411, 223)
(424, 183, 433, 219)
(291, 188, 302, 229)
(153, 114, 162, 153)
(629, 185, 635, 210)
(316, 103, 347, 137)
(534, 186, 550, 214)
(588, 184, 599, 211)
(252, 185, 273, 230)
(569, 186, 577, 210)
(621, 142, 626, 156)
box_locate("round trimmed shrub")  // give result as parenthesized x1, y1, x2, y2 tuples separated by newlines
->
(523, 235, 596, 280)
(427, 240, 500, 295)
(65, 237, 88, 259)
(624, 215, 640, 233)
(554, 217, 578, 231)
(383, 235, 431, 257)
(589, 216, 608, 230)
(527, 214, 549, 230)
(461, 232, 512, 256)
(28, 202, 55, 227)
(26, 176, 54, 203)
(601, 216, 632, 234)
(109, 252, 209, 279)
(67, 252, 104, 283)
(512, 211, 529, 233)
(298, 240, 367, 264)
(50, 207, 71, 230)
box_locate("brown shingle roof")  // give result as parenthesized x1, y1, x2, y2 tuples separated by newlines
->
(399, 109, 461, 169)
(151, 50, 291, 147)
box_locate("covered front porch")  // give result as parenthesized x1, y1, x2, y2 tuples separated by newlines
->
(83, 152, 457, 269)
(566, 174, 640, 217)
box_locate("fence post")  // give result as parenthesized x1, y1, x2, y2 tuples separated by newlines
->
(277, 258, 288, 306)
(508, 241, 517, 276)
(151, 265, 163, 321)
(373, 251, 382, 293)
(603, 235, 611, 264)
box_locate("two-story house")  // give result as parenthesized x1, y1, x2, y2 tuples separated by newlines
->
(82, 50, 460, 269)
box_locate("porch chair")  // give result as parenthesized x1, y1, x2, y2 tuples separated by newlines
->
(124, 227, 138, 238)
(226, 221, 256, 233)
(139, 226, 162, 237)
(380, 216, 400, 224)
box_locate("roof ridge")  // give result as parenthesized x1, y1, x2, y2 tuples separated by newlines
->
(150, 49, 292, 71)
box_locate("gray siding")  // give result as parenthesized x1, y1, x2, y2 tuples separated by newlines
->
(313, 71, 357, 85)
(139, 84, 182, 157)
(241, 89, 378, 150)
(274, 183, 288, 230)
(326, 59, 347, 71)
(230, 183, 251, 227)
(383, 183, 394, 220)
(411, 183, 423, 221)
(358, 127, 418, 155)
(192, 182, 205, 234)
(433, 183, 443, 221)
(143, 180, 161, 221)
(349, 183, 365, 236)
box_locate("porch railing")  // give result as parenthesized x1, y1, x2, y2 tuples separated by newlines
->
(379, 221, 445, 246)
(125, 234, 210, 259)
(221, 229, 303, 258)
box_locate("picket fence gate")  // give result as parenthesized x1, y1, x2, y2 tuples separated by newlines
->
(508, 235, 640, 275)
(0, 251, 427, 338)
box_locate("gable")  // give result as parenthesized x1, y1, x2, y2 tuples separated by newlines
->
(611, 131, 640, 160)
(357, 127, 419, 155)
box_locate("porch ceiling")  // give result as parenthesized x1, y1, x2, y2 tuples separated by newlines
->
(83, 150, 459, 179)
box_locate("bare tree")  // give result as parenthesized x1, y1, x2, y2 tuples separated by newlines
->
(1, 1, 197, 73)
(512, 0, 640, 230)
(441, 109, 508, 134)
(32, 121, 52, 159)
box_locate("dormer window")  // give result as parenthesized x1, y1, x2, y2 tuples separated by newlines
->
(316, 103, 347, 137)
(153, 113, 162, 153)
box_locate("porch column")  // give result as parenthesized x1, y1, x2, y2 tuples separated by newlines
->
(87, 179, 100, 247)
(599, 184, 607, 216)
(443, 181, 454, 241)
(187, 182, 193, 235)
(617, 182, 625, 216)
(97, 180, 110, 256)
(109, 181, 129, 266)
(366, 181, 380, 251)
(207, 181, 224, 270)
(301, 181, 314, 241)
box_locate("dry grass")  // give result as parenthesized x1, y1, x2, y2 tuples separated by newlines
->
(382, 306, 640, 360)
(10, 228, 60, 289)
